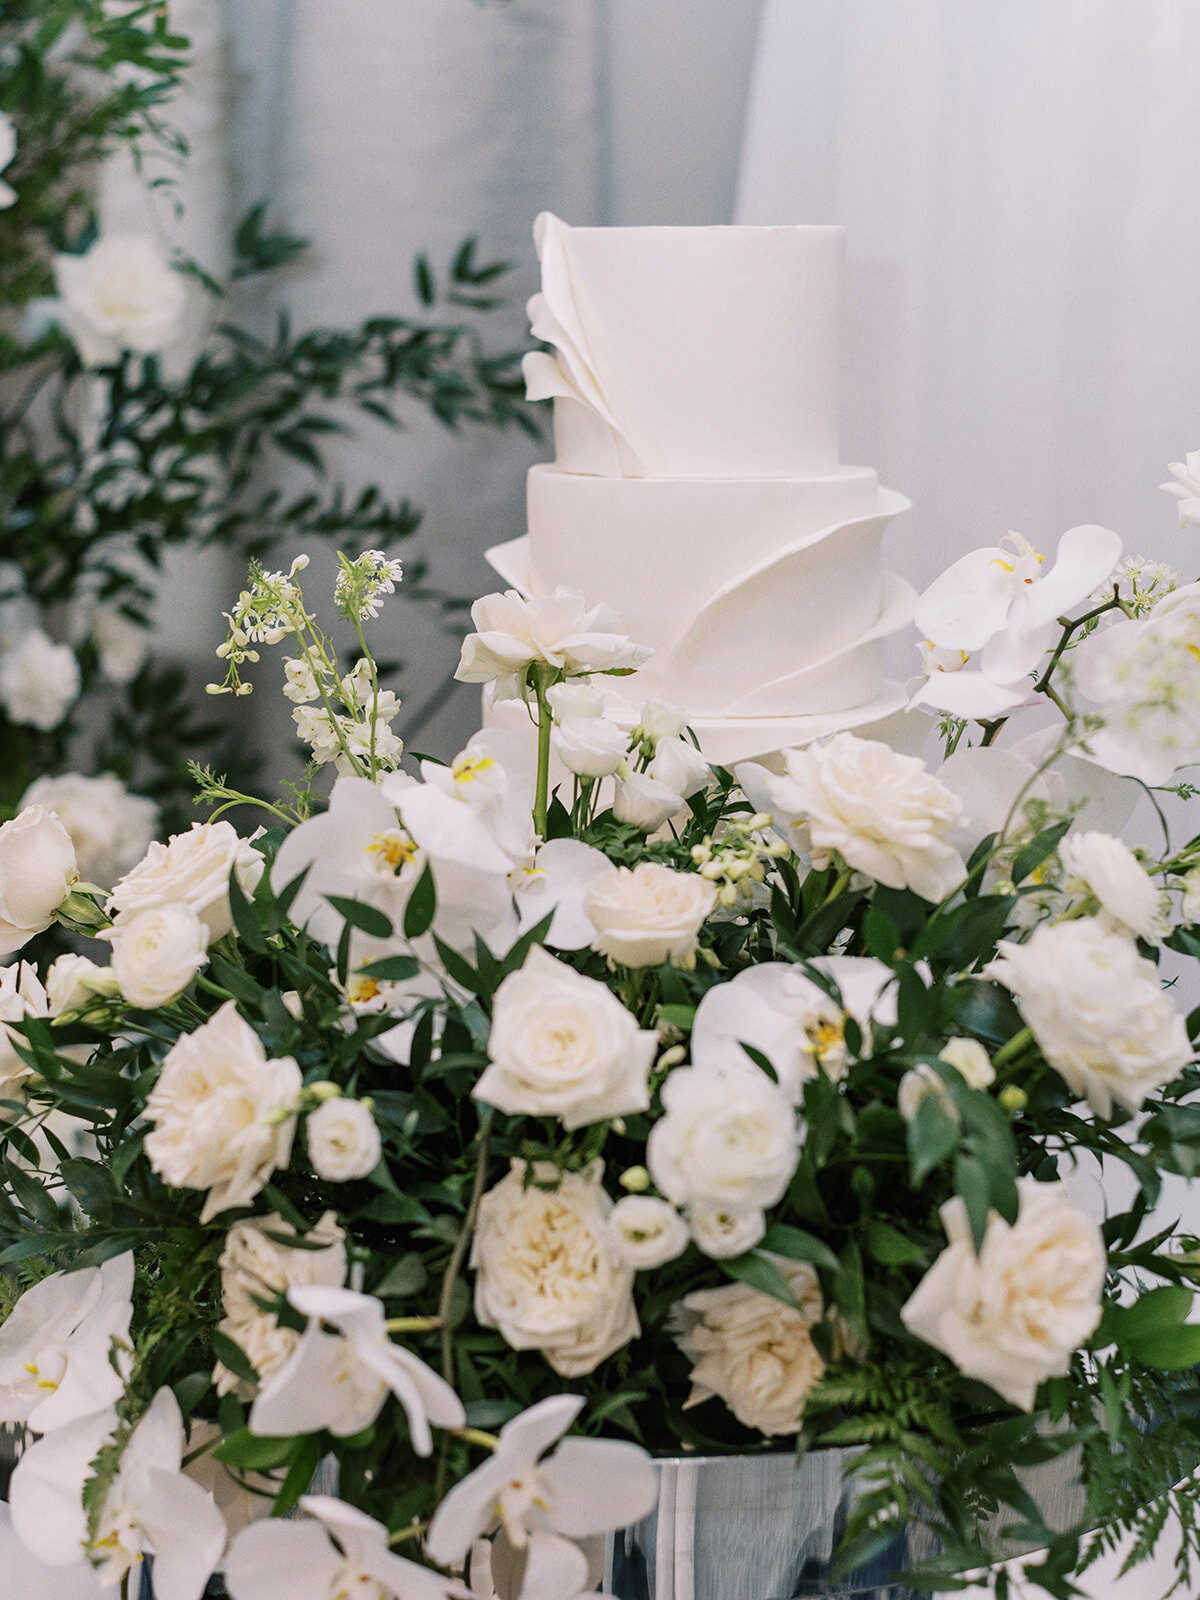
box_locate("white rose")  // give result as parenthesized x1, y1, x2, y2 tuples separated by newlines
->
(108, 904, 209, 1008)
(0, 627, 80, 730)
(985, 919, 1190, 1117)
(471, 1159, 639, 1376)
(0, 804, 78, 955)
(671, 1259, 825, 1436)
(552, 714, 629, 778)
(22, 771, 158, 889)
(1058, 830, 1167, 944)
(769, 733, 966, 903)
(900, 1178, 1105, 1411)
(606, 1194, 689, 1270)
(215, 1211, 346, 1396)
(647, 1066, 801, 1216)
(637, 700, 688, 744)
(0, 963, 48, 1112)
(45, 953, 119, 1019)
(144, 1001, 302, 1222)
(938, 1037, 995, 1091)
(306, 1097, 382, 1183)
(107, 820, 264, 943)
(455, 588, 651, 702)
(0, 111, 16, 208)
(474, 946, 656, 1129)
(547, 680, 605, 720)
(686, 1204, 765, 1260)
(611, 769, 684, 832)
(584, 862, 716, 968)
(54, 234, 187, 365)
(646, 737, 710, 801)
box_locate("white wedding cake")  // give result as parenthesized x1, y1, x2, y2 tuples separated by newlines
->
(486, 213, 916, 768)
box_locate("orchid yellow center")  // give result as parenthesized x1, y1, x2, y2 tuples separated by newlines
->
(367, 829, 417, 872)
(347, 974, 382, 1004)
(992, 534, 1043, 582)
(453, 754, 495, 784)
(807, 1018, 844, 1059)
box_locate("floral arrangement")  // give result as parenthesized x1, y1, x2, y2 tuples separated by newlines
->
(1, 463, 1200, 1600)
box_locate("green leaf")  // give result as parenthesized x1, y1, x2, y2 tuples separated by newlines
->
(866, 1220, 927, 1267)
(1126, 1323, 1200, 1370)
(720, 1250, 802, 1310)
(58, 1158, 115, 1222)
(273, 1433, 323, 1516)
(954, 1153, 992, 1251)
(1113, 1285, 1193, 1339)
(403, 863, 436, 940)
(211, 1331, 260, 1386)
(414, 253, 436, 306)
(359, 955, 420, 983)
(1011, 820, 1071, 887)
(228, 866, 267, 954)
(4, 1162, 59, 1228)
(326, 896, 394, 940)
(907, 1093, 959, 1187)
(372, 1252, 427, 1299)
(215, 1427, 297, 1471)
(759, 1223, 841, 1274)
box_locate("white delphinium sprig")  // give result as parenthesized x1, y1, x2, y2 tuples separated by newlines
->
(1096, 555, 1180, 618)
(334, 548, 403, 622)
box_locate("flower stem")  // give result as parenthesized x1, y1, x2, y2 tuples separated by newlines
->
(533, 668, 553, 841)
(433, 1111, 493, 1504)
(993, 1026, 1034, 1068)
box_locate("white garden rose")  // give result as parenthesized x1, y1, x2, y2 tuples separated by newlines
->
(306, 1097, 382, 1183)
(547, 679, 605, 719)
(45, 953, 119, 1019)
(54, 233, 187, 365)
(671, 1259, 825, 1436)
(1058, 830, 1167, 944)
(474, 946, 656, 1129)
(471, 1159, 638, 1377)
(768, 733, 966, 903)
(144, 1001, 302, 1222)
(606, 1194, 689, 1270)
(108, 904, 209, 1009)
(686, 1203, 765, 1260)
(0, 963, 48, 1112)
(637, 700, 688, 744)
(108, 819, 264, 943)
(552, 713, 629, 778)
(985, 919, 1190, 1117)
(0, 627, 80, 730)
(647, 1066, 801, 1217)
(646, 736, 710, 801)
(22, 771, 157, 889)
(455, 588, 651, 702)
(215, 1211, 346, 1396)
(584, 861, 716, 968)
(611, 769, 685, 833)
(900, 1178, 1105, 1411)
(0, 804, 78, 955)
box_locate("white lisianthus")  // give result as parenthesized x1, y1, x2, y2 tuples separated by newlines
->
(547, 679, 606, 720)
(647, 1066, 801, 1218)
(671, 1259, 826, 1436)
(686, 1203, 765, 1260)
(637, 700, 688, 744)
(938, 1036, 995, 1090)
(45, 953, 118, 1020)
(1160, 447, 1200, 527)
(985, 920, 1190, 1117)
(456, 588, 651, 701)
(611, 768, 685, 832)
(606, 1195, 690, 1270)
(53, 234, 187, 366)
(0, 804, 78, 955)
(1059, 831, 1167, 943)
(306, 1097, 382, 1182)
(584, 861, 716, 968)
(0, 961, 47, 1109)
(768, 734, 966, 903)
(552, 713, 629, 778)
(107, 819, 264, 944)
(22, 771, 158, 890)
(900, 1178, 1105, 1411)
(144, 1001, 302, 1222)
(108, 904, 209, 1008)
(646, 736, 710, 800)
(215, 1212, 347, 1397)
(474, 946, 656, 1129)
(471, 1160, 639, 1377)
(0, 111, 16, 207)
(0, 627, 80, 729)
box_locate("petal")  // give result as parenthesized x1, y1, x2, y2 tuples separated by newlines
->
(910, 669, 1033, 719)
(8, 1409, 116, 1566)
(541, 1438, 658, 1537)
(518, 1531, 590, 1600)
(224, 1519, 343, 1600)
(426, 1455, 513, 1568)
(914, 548, 1018, 651)
(250, 1327, 357, 1436)
(139, 1466, 227, 1600)
(1021, 524, 1122, 628)
(497, 1394, 583, 1463)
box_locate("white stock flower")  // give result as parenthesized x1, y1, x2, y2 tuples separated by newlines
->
(0, 804, 78, 955)
(455, 588, 651, 701)
(671, 1260, 825, 1436)
(250, 1285, 464, 1452)
(1058, 831, 1167, 943)
(552, 714, 629, 778)
(0, 112, 16, 207)
(911, 525, 1122, 717)
(0, 1252, 133, 1431)
(107, 820, 264, 945)
(900, 1178, 1105, 1411)
(306, 1097, 382, 1182)
(22, 771, 158, 890)
(985, 920, 1190, 1117)
(611, 768, 685, 832)
(108, 904, 209, 1008)
(472, 1160, 639, 1377)
(606, 1195, 689, 1270)
(54, 234, 187, 366)
(474, 946, 656, 1129)
(547, 680, 605, 720)
(1161, 448, 1200, 527)
(583, 862, 716, 968)
(45, 953, 118, 1019)
(686, 1204, 765, 1260)
(646, 737, 710, 801)
(647, 1067, 801, 1218)
(0, 961, 47, 1108)
(769, 734, 966, 903)
(144, 1001, 302, 1222)
(215, 1212, 346, 1397)
(637, 700, 688, 744)
(0, 627, 80, 729)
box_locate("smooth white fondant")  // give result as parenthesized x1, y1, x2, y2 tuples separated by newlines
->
(526, 212, 844, 478)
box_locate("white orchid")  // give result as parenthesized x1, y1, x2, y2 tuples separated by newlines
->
(425, 1394, 656, 1597)
(911, 525, 1122, 717)
(513, 837, 617, 950)
(1160, 448, 1200, 527)
(0, 1253, 133, 1432)
(455, 589, 651, 703)
(249, 1285, 465, 1452)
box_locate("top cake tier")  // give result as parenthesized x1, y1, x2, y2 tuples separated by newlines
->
(523, 213, 844, 479)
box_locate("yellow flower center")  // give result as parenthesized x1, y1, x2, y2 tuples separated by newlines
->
(367, 829, 417, 872)
(454, 754, 495, 784)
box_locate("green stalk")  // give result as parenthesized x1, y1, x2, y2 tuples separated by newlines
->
(434, 1112, 493, 1503)
(533, 668, 553, 840)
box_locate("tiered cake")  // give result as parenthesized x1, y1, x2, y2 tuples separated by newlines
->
(486, 213, 916, 768)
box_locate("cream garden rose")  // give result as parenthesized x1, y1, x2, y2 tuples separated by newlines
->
(473, 945, 656, 1129)
(107, 819, 264, 944)
(144, 1002, 301, 1222)
(471, 1160, 638, 1376)
(306, 1097, 382, 1183)
(671, 1259, 826, 1436)
(0, 804, 78, 955)
(22, 771, 157, 890)
(108, 904, 209, 1009)
(985, 919, 1190, 1117)
(584, 861, 716, 968)
(900, 1178, 1105, 1411)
